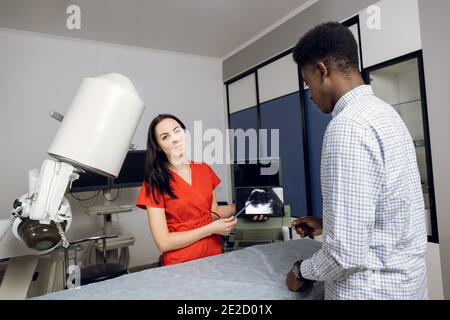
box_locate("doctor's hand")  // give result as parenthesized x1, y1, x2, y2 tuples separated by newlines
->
(252, 215, 269, 222)
(292, 217, 323, 238)
(228, 203, 266, 221)
(209, 216, 238, 236)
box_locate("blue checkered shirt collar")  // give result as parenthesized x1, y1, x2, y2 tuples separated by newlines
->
(332, 85, 374, 118)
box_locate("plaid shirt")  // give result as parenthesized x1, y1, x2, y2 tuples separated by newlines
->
(300, 85, 428, 300)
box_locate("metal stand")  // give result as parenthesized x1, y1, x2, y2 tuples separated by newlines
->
(102, 190, 114, 236)
(85, 189, 135, 265)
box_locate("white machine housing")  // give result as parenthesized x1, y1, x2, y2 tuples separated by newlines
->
(0, 73, 144, 299)
(2, 73, 144, 256)
(48, 73, 145, 177)
(34, 73, 144, 225)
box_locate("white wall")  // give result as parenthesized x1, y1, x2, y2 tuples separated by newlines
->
(228, 74, 257, 113)
(257, 54, 299, 103)
(418, 0, 450, 300)
(359, 0, 422, 68)
(0, 28, 227, 267)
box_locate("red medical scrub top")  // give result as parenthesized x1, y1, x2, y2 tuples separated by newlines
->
(136, 161, 223, 266)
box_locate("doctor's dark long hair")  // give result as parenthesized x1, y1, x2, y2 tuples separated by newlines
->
(144, 114, 186, 204)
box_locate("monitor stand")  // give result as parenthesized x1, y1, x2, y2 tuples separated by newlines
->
(87, 189, 134, 234)
(86, 189, 135, 263)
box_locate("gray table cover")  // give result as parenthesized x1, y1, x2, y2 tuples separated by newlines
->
(35, 238, 324, 300)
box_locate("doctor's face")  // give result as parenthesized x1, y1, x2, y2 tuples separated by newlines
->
(154, 118, 187, 162)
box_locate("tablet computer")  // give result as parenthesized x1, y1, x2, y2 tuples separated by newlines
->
(235, 186, 285, 218)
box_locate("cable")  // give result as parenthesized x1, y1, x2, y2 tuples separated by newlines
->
(55, 221, 70, 249)
(80, 198, 98, 209)
(69, 191, 101, 210)
(70, 191, 101, 202)
(101, 188, 121, 202)
(0, 215, 17, 243)
(78, 195, 100, 209)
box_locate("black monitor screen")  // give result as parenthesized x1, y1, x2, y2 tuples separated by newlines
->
(233, 159, 281, 188)
(69, 171, 110, 193)
(111, 150, 146, 189)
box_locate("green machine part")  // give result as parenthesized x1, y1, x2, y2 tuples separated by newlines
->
(229, 205, 293, 244)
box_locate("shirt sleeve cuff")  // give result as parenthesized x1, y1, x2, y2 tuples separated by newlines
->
(300, 258, 318, 281)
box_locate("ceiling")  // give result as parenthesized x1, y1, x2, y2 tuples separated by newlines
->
(0, 0, 316, 58)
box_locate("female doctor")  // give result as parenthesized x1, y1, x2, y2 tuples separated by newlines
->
(136, 114, 238, 266)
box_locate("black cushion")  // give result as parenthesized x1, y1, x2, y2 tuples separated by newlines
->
(81, 263, 128, 286)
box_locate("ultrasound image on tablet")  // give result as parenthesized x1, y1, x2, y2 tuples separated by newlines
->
(236, 187, 284, 217)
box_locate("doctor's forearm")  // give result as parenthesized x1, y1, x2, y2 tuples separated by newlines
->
(158, 225, 213, 253)
(216, 204, 235, 218)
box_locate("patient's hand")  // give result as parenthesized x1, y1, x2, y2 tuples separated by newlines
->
(292, 217, 323, 237)
(286, 270, 305, 292)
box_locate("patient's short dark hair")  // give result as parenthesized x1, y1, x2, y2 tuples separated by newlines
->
(293, 21, 359, 74)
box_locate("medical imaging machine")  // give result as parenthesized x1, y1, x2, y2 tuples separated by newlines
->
(0, 73, 145, 299)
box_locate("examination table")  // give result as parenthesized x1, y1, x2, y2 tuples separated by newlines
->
(34, 238, 324, 300)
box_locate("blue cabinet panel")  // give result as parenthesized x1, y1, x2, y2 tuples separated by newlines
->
(260, 92, 308, 217)
(304, 89, 332, 217)
(229, 107, 259, 161)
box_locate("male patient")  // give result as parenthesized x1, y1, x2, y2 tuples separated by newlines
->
(286, 22, 428, 300)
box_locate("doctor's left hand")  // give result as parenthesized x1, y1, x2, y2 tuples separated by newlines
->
(252, 215, 269, 222)
(229, 203, 267, 221)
